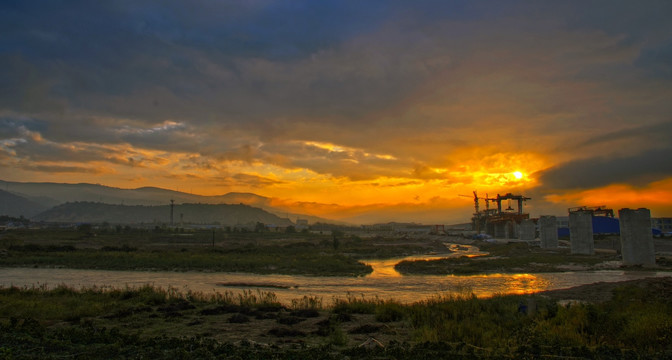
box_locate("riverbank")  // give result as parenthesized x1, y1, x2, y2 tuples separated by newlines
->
(2, 277, 671, 359)
(0, 229, 456, 276)
(4, 229, 672, 277)
(396, 239, 672, 275)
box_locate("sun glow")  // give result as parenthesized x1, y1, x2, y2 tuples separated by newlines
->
(513, 171, 523, 179)
(544, 178, 672, 214)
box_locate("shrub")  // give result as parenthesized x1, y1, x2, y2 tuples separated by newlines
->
(375, 302, 405, 322)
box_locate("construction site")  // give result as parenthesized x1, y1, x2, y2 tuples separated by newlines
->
(465, 191, 532, 239)
(464, 190, 661, 266)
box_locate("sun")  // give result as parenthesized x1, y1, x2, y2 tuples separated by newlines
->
(513, 171, 523, 180)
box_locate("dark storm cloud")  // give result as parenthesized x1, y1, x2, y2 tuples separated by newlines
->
(1, 0, 668, 133)
(0, 117, 48, 138)
(2, 0, 672, 199)
(2, 0, 572, 134)
(0, 1, 398, 123)
(538, 121, 672, 191)
(575, 121, 672, 151)
(635, 41, 672, 80)
(537, 146, 672, 190)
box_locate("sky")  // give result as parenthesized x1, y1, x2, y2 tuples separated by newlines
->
(1, 0, 672, 224)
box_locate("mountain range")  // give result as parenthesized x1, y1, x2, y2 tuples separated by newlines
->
(32, 202, 293, 226)
(0, 180, 331, 225)
(0, 189, 48, 218)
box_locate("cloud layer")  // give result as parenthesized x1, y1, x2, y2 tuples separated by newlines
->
(2, 1, 672, 222)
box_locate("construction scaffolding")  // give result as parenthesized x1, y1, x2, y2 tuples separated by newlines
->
(468, 192, 532, 239)
(568, 205, 614, 217)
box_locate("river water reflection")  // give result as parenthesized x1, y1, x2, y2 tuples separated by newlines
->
(2, 244, 670, 304)
(2, 266, 670, 305)
(361, 243, 486, 277)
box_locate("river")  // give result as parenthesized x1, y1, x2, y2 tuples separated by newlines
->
(1, 245, 670, 304)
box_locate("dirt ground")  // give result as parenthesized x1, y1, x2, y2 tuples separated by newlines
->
(537, 276, 672, 303)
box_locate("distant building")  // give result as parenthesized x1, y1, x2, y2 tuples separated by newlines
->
(296, 219, 309, 231)
(394, 224, 433, 234)
(361, 224, 395, 232)
(652, 217, 672, 233)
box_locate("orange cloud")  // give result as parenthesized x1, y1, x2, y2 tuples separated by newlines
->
(545, 178, 672, 216)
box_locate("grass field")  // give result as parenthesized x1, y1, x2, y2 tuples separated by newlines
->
(1, 279, 671, 359)
(1, 228, 446, 276)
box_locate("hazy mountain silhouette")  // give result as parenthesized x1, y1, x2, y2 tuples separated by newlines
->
(0, 179, 329, 223)
(0, 189, 47, 217)
(32, 202, 294, 226)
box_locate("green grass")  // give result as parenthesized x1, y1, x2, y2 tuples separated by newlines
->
(1, 247, 372, 275)
(0, 228, 453, 276)
(0, 230, 377, 276)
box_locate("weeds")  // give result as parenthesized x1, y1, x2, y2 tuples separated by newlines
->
(1, 281, 672, 358)
(332, 293, 378, 314)
(374, 301, 405, 322)
(291, 295, 323, 310)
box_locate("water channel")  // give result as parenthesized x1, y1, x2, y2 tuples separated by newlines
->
(2, 245, 670, 304)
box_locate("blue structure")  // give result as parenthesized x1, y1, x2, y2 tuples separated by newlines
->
(592, 216, 620, 234)
(558, 216, 658, 237)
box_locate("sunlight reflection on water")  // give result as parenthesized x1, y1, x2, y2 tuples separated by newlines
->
(361, 243, 486, 277)
(1, 245, 670, 304)
(2, 267, 670, 305)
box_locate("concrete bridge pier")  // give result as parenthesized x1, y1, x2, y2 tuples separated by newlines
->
(570, 210, 594, 255)
(539, 216, 558, 249)
(519, 219, 536, 241)
(619, 208, 655, 266)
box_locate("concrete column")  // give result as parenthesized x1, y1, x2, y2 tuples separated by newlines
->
(619, 208, 655, 266)
(486, 223, 495, 237)
(495, 222, 506, 238)
(570, 211, 594, 255)
(539, 216, 558, 249)
(519, 219, 536, 241)
(505, 221, 517, 239)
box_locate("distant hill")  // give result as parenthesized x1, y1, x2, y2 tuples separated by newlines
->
(0, 189, 47, 217)
(32, 202, 294, 226)
(0, 180, 331, 224)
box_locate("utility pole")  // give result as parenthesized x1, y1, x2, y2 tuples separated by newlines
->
(170, 199, 175, 226)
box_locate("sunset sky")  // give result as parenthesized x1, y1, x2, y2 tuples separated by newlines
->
(1, 1, 672, 224)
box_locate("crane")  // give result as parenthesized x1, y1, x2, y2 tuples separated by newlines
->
(459, 190, 479, 214)
(459, 191, 483, 233)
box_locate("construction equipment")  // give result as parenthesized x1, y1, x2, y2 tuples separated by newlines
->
(568, 206, 614, 217)
(459, 191, 480, 214)
(459, 191, 482, 232)
(462, 191, 532, 238)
